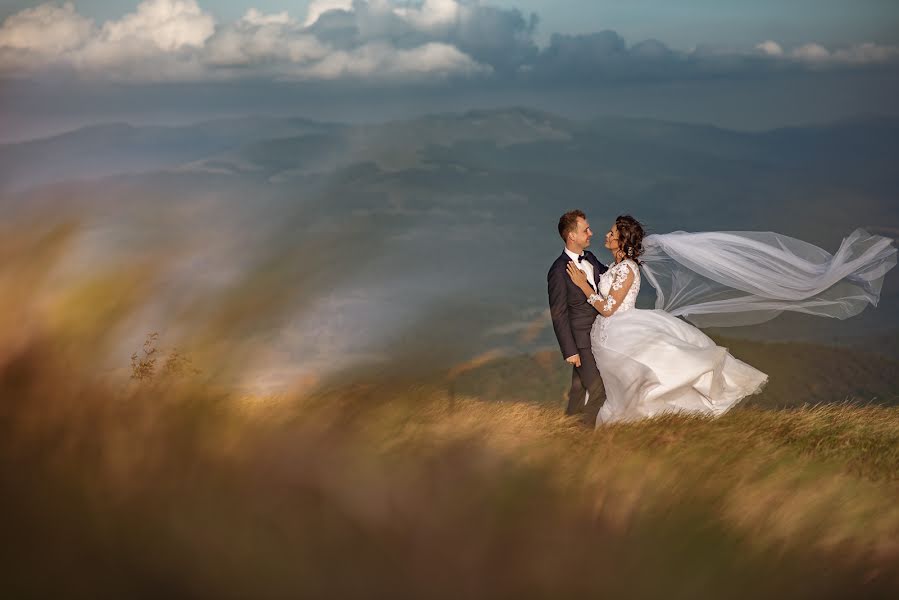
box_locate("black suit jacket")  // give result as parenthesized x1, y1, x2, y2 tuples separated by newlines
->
(547, 250, 608, 359)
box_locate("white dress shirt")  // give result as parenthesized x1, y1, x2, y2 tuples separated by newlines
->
(564, 248, 597, 292)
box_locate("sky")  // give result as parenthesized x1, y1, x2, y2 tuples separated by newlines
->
(1, 0, 898, 139)
(3, 1, 898, 48)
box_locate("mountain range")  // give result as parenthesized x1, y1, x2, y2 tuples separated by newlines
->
(2, 108, 897, 387)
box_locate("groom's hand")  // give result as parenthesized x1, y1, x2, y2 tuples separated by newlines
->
(566, 353, 582, 368)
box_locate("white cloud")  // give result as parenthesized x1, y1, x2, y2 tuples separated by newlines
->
(755, 40, 783, 57)
(0, 2, 897, 84)
(0, 0, 491, 81)
(755, 40, 899, 65)
(303, 0, 353, 27)
(69, 0, 217, 80)
(242, 8, 294, 27)
(0, 0, 218, 79)
(205, 15, 327, 68)
(792, 42, 830, 62)
(393, 0, 465, 30)
(303, 41, 489, 79)
(100, 0, 215, 52)
(0, 2, 93, 55)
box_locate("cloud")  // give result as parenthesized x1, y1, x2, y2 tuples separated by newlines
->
(303, 0, 538, 73)
(0, 2, 92, 55)
(753, 39, 899, 66)
(242, 8, 293, 27)
(824, 42, 899, 65)
(0, 0, 497, 81)
(304, 0, 353, 28)
(204, 10, 328, 68)
(0, 0, 218, 80)
(0, 1, 896, 84)
(792, 42, 831, 62)
(528, 32, 899, 82)
(393, 0, 463, 29)
(528, 31, 692, 82)
(301, 40, 489, 79)
(755, 40, 783, 57)
(759, 40, 899, 66)
(98, 0, 215, 52)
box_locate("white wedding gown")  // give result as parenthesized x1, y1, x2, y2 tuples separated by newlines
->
(590, 229, 897, 426)
(591, 259, 767, 425)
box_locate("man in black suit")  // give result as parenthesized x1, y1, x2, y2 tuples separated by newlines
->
(547, 210, 607, 421)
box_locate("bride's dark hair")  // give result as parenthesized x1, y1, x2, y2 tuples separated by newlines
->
(615, 215, 645, 264)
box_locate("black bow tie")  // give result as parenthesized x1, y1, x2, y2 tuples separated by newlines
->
(578, 254, 587, 263)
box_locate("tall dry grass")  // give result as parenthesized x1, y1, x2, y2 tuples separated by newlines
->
(1, 221, 898, 598)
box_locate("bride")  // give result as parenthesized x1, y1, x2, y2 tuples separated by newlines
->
(565, 215, 897, 426)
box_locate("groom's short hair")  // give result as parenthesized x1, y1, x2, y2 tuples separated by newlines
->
(558, 210, 586, 241)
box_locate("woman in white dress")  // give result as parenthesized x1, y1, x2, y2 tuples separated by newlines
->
(565, 216, 897, 426)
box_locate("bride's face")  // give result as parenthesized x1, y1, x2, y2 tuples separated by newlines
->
(605, 224, 620, 252)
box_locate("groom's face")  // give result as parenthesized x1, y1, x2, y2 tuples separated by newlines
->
(571, 217, 593, 249)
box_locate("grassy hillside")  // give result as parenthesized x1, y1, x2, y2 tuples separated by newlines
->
(448, 337, 899, 410)
(3, 374, 898, 597)
(1, 222, 898, 598)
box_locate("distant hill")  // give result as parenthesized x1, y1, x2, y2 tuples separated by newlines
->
(4, 108, 899, 195)
(0, 116, 338, 192)
(844, 328, 899, 360)
(589, 113, 899, 173)
(2, 107, 896, 376)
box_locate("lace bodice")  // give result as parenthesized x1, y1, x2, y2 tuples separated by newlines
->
(593, 259, 641, 347)
(599, 259, 640, 315)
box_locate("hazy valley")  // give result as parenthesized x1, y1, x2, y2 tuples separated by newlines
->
(3, 108, 898, 391)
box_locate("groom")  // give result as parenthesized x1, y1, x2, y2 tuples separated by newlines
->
(547, 210, 607, 421)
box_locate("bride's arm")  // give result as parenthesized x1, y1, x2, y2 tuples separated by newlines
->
(566, 262, 635, 317)
(595, 267, 634, 317)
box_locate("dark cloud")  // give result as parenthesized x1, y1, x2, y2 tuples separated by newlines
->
(304, 1, 539, 74)
(446, 5, 539, 73)
(305, 8, 360, 50)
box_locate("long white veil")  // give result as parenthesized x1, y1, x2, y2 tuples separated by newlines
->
(639, 229, 897, 328)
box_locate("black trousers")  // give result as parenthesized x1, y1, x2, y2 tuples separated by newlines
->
(566, 346, 606, 419)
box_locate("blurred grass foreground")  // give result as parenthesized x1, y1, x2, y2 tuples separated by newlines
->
(1, 222, 898, 598)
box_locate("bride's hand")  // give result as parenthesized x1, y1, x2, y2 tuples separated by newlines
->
(566, 262, 589, 289)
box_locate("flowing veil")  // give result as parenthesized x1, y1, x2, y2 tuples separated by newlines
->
(639, 229, 898, 328)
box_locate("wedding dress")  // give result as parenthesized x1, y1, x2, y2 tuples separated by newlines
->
(591, 229, 897, 426)
(592, 258, 768, 425)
